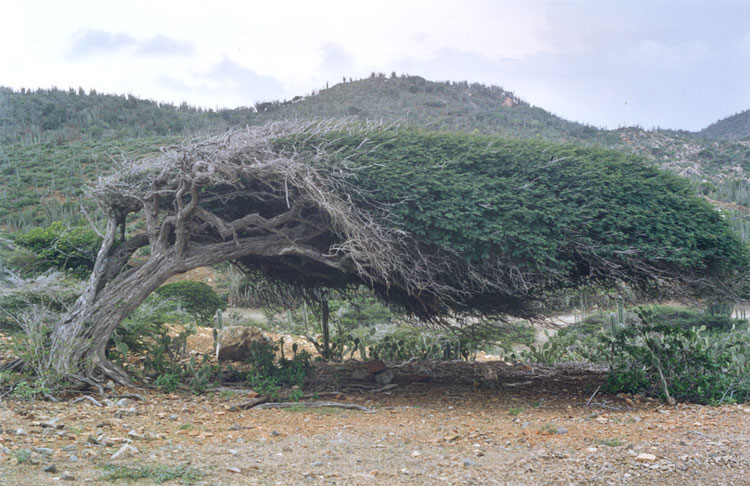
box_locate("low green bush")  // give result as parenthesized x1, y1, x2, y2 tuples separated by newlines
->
(156, 281, 226, 324)
(643, 304, 744, 333)
(243, 339, 312, 398)
(600, 308, 750, 404)
(12, 221, 101, 277)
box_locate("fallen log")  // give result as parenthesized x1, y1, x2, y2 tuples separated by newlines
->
(253, 401, 374, 412)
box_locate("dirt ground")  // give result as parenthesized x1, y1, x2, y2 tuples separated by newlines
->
(1, 361, 749, 486)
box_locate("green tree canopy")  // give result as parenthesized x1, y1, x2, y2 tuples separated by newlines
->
(269, 128, 749, 315)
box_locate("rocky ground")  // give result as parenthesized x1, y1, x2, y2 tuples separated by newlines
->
(1, 361, 749, 486)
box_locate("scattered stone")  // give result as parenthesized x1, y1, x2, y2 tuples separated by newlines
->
(270, 430, 280, 437)
(463, 458, 476, 467)
(351, 368, 375, 382)
(43, 464, 57, 473)
(60, 473, 76, 481)
(41, 418, 63, 429)
(226, 466, 241, 473)
(556, 427, 568, 435)
(33, 447, 54, 456)
(169, 414, 179, 421)
(352, 473, 376, 480)
(116, 398, 131, 407)
(69, 455, 78, 462)
(636, 453, 657, 462)
(217, 326, 269, 361)
(111, 444, 139, 459)
(15, 428, 27, 436)
(411, 450, 421, 457)
(374, 369, 395, 386)
(228, 449, 239, 455)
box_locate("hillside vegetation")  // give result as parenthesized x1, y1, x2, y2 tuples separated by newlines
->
(700, 109, 750, 141)
(0, 75, 748, 232)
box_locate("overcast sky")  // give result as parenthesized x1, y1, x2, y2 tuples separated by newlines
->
(2, 0, 749, 131)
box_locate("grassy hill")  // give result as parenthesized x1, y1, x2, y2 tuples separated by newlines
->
(1, 75, 748, 237)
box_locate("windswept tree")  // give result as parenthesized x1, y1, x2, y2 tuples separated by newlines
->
(44, 122, 748, 385)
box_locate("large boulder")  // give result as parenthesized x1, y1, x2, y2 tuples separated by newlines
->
(217, 326, 269, 362)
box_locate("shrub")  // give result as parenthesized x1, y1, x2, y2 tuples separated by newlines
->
(12, 221, 101, 277)
(364, 327, 482, 362)
(109, 293, 194, 360)
(244, 339, 312, 397)
(156, 281, 226, 324)
(600, 308, 750, 404)
(643, 305, 744, 333)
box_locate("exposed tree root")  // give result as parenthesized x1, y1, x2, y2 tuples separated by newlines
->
(229, 396, 270, 411)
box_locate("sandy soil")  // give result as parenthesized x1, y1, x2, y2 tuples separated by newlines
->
(1, 361, 749, 486)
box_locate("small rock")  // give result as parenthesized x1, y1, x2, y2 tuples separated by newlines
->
(636, 453, 657, 462)
(116, 398, 131, 407)
(61, 473, 76, 481)
(111, 444, 139, 459)
(270, 430, 280, 437)
(61, 445, 76, 453)
(69, 455, 78, 462)
(352, 473, 376, 480)
(411, 450, 421, 457)
(42, 418, 63, 429)
(362, 360, 387, 374)
(43, 464, 58, 473)
(228, 449, 239, 455)
(15, 428, 27, 436)
(226, 466, 241, 473)
(463, 458, 476, 467)
(351, 368, 374, 382)
(374, 369, 395, 385)
(33, 447, 54, 456)
(556, 427, 568, 435)
(311, 461, 323, 467)
(169, 414, 178, 421)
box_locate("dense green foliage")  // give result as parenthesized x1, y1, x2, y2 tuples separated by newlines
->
(600, 310, 750, 404)
(156, 281, 226, 324)
(518, 304, 750, 404)
(291, 130, 749, 300)
(12, 221, 101, 277)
